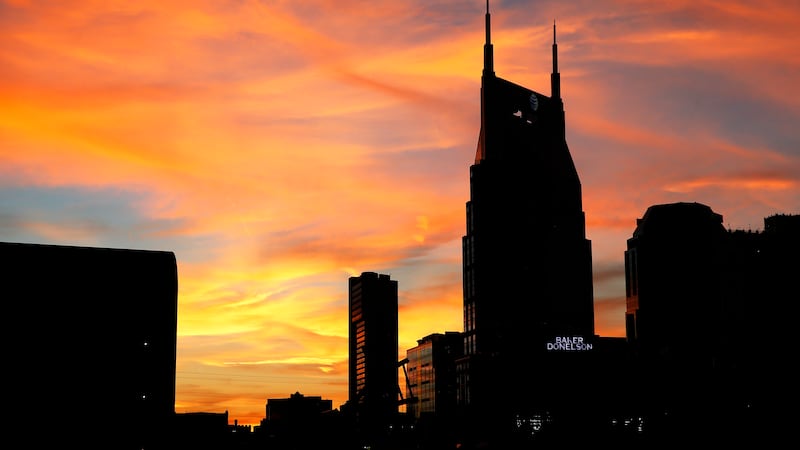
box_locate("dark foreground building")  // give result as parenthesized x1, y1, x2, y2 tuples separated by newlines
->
(256, 392, 347, 450)
(624, 204, 799, 446)
(173, 411, 232, 450)
(1, 241, 178, 449)
(456, 5, 596, 446)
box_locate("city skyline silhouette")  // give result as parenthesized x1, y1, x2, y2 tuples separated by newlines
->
(1, 0, 799, 429)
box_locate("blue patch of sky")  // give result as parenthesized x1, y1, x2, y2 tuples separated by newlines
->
(0, 185, 218, 263)
(579, 61, 800, 159)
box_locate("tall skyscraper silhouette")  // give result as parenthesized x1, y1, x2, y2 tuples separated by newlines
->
(348, 271, 399, 443)
(458, 3, 595, 442)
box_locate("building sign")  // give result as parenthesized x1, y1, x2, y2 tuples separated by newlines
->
(546, 336, 593, 351)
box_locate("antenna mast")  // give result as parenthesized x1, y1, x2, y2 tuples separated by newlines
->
(551, 20, 561, 99)
(483, 0, 494, 76)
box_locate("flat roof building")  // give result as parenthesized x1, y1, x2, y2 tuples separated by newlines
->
(348, 271, 399, 444)
(2, 241, 178, 449)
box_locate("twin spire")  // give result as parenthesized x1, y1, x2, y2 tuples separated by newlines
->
(551, 21, 561, 99)
(483, 0, 494, 77)
(483, 1, 561, 100)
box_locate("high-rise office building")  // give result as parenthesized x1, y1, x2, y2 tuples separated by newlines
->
(458, 4, 595, 439)
(624, 202, 728, 364)
(348, 271, 399, 440)
(404, 332, 463, 448)
(405, 332, 462, 421)
(623, 202, 729, 434)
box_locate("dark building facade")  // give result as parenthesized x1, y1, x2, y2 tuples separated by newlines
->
(624, 203, 799, 444)
(729, 214, 800, 394)
(1, 241, 178, 449)
(624, 202, 728, 366)
(173, 411, 231, 450)
(730, 213, 800, 441)
(259, 392, 338, 449)
(457, 5, 595, 442)
(348, 271, 399, 442)
(266, 391, 333, 422)
(623, 202, 729, 439)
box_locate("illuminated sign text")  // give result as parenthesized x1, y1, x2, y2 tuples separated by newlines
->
(546, 336, 593, 351)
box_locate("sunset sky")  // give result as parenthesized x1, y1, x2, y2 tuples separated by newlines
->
(2, 0, 798, 426)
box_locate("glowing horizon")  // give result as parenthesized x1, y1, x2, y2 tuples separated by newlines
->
(2, 0, 798, 426)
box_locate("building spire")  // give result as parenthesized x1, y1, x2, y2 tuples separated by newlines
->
(483, 0, 494, 76)
(551, 20, 561, 99)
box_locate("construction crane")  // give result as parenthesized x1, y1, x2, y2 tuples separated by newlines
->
(397, 358, 418, 406)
